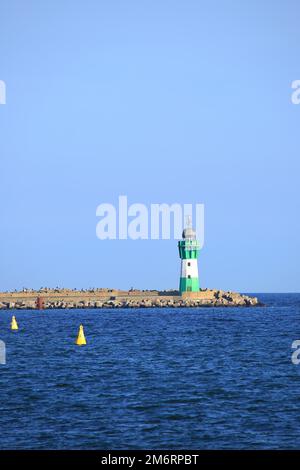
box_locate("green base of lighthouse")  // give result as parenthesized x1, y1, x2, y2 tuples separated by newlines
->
(179, 277, 199, 293)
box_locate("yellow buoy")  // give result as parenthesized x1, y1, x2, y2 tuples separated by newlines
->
(11, 315, 18, 330)
(76, 324, 86, 346)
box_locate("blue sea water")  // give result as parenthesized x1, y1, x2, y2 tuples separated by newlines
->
(0, 293, 300, 450)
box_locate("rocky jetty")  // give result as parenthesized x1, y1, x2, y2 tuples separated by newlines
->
(0, 288, 261, 310)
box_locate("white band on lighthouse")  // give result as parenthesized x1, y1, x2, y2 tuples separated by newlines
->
(180, 259, 199, 278)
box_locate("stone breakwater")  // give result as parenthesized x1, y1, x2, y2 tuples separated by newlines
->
(0, 289, 261, 309)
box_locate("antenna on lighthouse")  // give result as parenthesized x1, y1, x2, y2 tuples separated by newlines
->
(185, 214, 192, 228)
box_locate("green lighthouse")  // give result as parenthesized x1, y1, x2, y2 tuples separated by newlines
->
(178, 223, 200, 294)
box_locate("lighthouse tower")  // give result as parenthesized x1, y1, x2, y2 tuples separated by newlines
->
(178, 220, 200, 294)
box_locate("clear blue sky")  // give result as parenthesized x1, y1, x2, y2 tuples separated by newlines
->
(0, 0, 299, 292)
